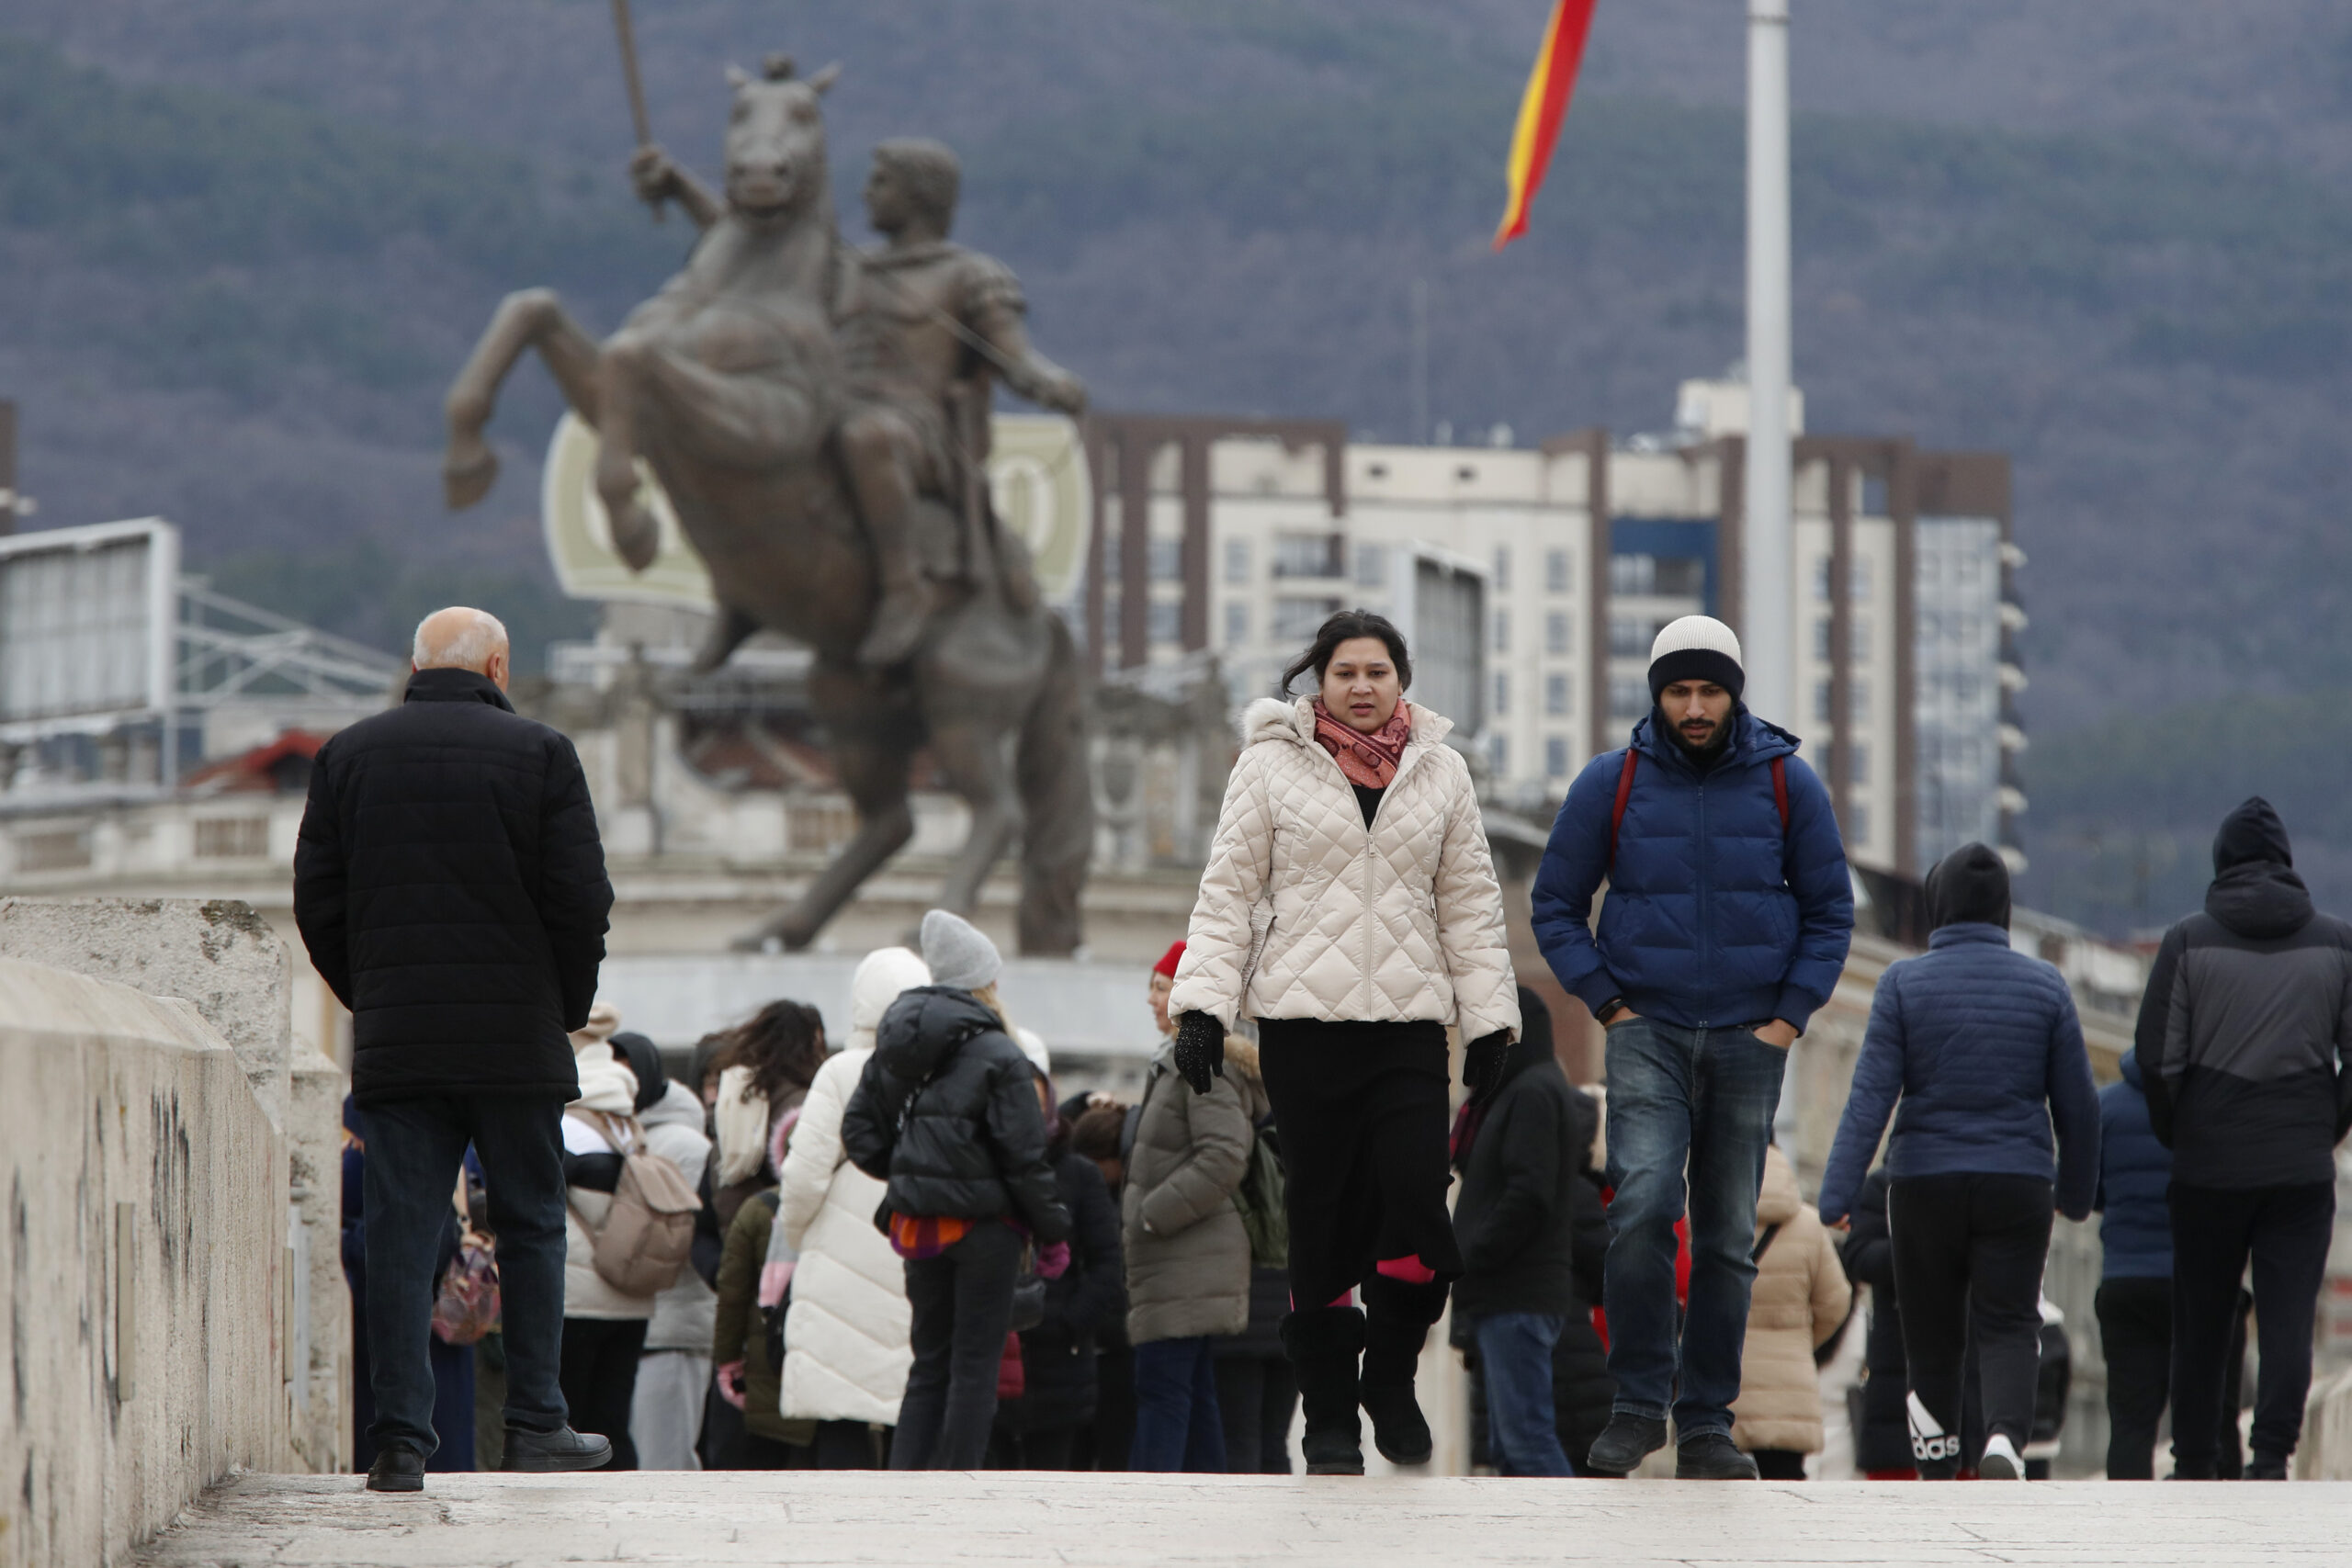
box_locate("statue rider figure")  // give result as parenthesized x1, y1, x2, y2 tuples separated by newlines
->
(633, 134, 1085, 668)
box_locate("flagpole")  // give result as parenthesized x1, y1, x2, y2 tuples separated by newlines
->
(1743, 0, 1793, 726)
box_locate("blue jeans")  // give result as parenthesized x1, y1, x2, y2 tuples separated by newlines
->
(1475, 1313, 1574, 1476)
(1129, 1336, 1228, 1472)
(359, 1095, 571, 1459)
(1600, 1017, 1786, 1438)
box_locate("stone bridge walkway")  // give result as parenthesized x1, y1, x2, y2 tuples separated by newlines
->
(137, 1470, 2352, 1566)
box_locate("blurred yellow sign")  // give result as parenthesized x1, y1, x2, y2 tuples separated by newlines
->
(542, 412, 1091, 608)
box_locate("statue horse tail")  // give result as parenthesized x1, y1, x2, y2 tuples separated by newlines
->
(1013, 611, 1094, 955)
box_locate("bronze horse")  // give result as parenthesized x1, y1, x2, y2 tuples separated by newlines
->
(441, 61, 1091, 953)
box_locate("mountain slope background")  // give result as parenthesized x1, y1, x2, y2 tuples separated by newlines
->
(4, 0, 2351, 928)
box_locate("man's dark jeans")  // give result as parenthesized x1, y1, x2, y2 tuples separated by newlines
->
(2169, 1179, 2334, 1470)
(1131, 1336, 1229, 1472)
(360, 1095, 569, 1460)
(893, 1221, 1023, 1471)
(1601, 1017, 1786, 1439)
(1475, 1312, 1574, 1476)
(2098, 1275, 2248, 1480)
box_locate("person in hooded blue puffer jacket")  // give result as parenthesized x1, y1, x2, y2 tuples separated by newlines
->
(1818, 842, 2098, 1480)
(2094, 1052, 2244, 1480)
(1532, 615, 1853, 1481)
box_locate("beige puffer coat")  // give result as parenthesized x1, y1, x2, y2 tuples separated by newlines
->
(1123, 1048, 1263, 1346)
(1169, 697, 1519, 1040)
(1729, 1146, 1853, 1455)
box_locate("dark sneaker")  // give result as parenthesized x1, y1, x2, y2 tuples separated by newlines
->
(1283, 1307, 1366, 1477)
(502, 1425, 614, 1473)
(2247, 1451, 2290, 1480)
(1585, 1415, 1669, 1478)
(1675, 1432, 1760, 1480)
(365, 1444, 425, 1493)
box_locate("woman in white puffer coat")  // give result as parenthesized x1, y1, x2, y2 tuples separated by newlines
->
(774, 946, 931, 1467)
(1168, 608, 1520, 1478)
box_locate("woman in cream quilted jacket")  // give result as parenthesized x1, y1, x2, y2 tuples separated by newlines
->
(1167, 608, 1519, 1476)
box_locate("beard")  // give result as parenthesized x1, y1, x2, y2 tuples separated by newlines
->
(1665, 706, 1734, 764)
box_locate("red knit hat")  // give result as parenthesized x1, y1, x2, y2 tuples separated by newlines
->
(1151, 940, 1186, 978)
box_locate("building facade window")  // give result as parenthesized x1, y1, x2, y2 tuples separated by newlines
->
(1815, 678, 1834, 722)
(1545, 736, 1569, 779)
(1611, 553, 1655, 596)
(1224, 537, 1251, 584)
(1545, 612, 1572, 655)
(1354, 543, 1386, 589)
(1273, 595, 1342, 642)
(1273, 534, 1344, 579)
(1610, 673, 1649, 717)
(1849, 740, 1871, 785)
(1609, 614, 1649, 659)
(1492, 546, 1512, 592)
(1545, 548, 1572, 593)
(1544, 673, 1571, 716)
(1492, 671, 1510, 715)
(1148, 598, 1181, 644)
(1492, 608, 1510, 654)
(1224, 601, 1249, 647)
(1814, 615, 1833, 660)
(1489, 733, 1508, 774)
(1148, 536, 1182, 582)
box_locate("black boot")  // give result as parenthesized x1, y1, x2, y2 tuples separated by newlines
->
(1282, 1306, 1366, 1476)
(1360, 1275, 1447, 1467)
(365, 1443, 425, 1493)
(501, 1424, 614, 1473)
(1585, 1414, 1668, 1477)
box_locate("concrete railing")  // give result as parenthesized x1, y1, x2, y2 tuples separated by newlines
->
(0, 954, 294, 1566)
(0, 897, 348, 1474)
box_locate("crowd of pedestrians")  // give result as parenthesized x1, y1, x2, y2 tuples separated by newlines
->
(307, 604, 2351, 1491)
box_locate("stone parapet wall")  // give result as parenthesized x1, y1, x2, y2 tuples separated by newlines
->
(0, 955, 295, 1566)
(0, 897, 348, 1472)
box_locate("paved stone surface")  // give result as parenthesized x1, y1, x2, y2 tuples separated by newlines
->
(138, 1471, 2352, 1566)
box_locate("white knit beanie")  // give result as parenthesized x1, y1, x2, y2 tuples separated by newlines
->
(1647, 615, 1745, 703)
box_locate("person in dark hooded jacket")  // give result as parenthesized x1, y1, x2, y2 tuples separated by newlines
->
(842, 912, 1072, 1471)
(2133, 797, 2352, 1480)
(1819, 842, 2098, 1480)
(990, 1079, 1125, 1470)
(1451, 987, 1599, 1475)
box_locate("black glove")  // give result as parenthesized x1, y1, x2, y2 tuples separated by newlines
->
(1172, 1011, 1225, 1096)
(1464, 1030, 1513, 1102)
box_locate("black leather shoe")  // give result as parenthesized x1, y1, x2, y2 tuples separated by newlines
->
(1675, 1431, 1760, 1480)
(1585, 1415, 1668, 1477)
(502, 1425, 614, 1473)
(2247, 1451, 2290, 1480)
(365, 1444, 425, 1493)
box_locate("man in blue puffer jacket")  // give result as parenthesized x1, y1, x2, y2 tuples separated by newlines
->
(1818, 842, 2098, 1480)
(2095, 1053, 2243, 1480)
(1533, 615, 1853, 1480)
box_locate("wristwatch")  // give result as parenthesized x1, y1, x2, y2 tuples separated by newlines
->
(1597, 997, 1627, 1024)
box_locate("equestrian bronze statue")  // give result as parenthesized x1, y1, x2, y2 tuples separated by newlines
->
(441, 55, 1094, 953)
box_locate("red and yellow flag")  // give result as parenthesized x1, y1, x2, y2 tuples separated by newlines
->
(1493, 0, 1600, 250)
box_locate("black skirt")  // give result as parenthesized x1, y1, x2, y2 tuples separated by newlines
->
(1255, 1018, 1461, 1311)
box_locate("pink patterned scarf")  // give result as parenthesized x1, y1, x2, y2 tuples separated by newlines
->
(1311, 699, 1413, 788)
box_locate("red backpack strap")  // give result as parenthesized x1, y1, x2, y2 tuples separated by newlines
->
(1608, 749, 1639, 872)
(1771, 756, 1790, 831)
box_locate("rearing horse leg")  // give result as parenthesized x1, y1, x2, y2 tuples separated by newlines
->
(593, 329, 663, 570)
(443, 288, 603, 511)
(927, 717, 1024, 921)
(738, 666, 920, 951)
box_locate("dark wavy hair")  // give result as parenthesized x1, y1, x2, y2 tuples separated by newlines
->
(718, 998, 827, 1107)
(1277, 608, 1412, 698)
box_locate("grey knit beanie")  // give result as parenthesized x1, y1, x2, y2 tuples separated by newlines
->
(921, 908, 1001, 991)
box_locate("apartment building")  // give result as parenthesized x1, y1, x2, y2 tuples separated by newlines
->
(1076, 381, 2026, 874)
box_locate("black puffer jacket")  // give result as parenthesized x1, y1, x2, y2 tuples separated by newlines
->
(294, 667, 613, 1103)
(999, 1141, 1124, 1435)
(1453, 1033, 1595, 1319)
(1840, 1168, 1912, 1472)
(841, 987, 1070, 1243)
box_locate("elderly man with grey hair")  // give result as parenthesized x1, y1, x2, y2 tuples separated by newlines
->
(296, 606, 616, 1490)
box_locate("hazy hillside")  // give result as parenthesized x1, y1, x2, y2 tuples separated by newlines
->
(3, 2, 2350, 926)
